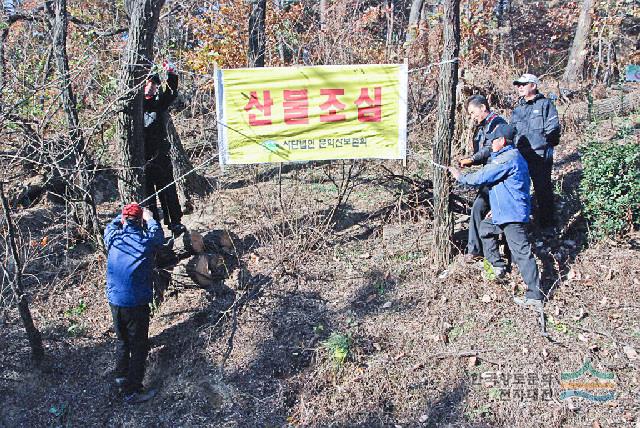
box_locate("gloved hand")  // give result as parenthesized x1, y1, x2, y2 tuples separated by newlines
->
(142, 208, 154, 222)
(162, 60, 177, 74)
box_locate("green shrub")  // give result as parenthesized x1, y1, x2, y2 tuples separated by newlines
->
(323, 331, 351, 366)
(579, 139, 640, 238)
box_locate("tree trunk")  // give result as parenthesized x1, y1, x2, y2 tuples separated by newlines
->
(0, 184, 44, 363)
(422, 0, 442, 63)
(562, 0, 594, 87)
(163, 111, 212, 203)
(319, 0, 327, 32)
(116, 0, 165, 202)
(248, 0, 266, 67)
(564, 90, 640, 124)
(431, 0, 459, 270)
(46, 0, 102, 245)
(406, 0, 424, 44)
(494, 0, 514, 64)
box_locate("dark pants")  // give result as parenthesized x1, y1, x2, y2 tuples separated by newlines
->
(467, 188, 490, 256)
(479, 221, 542, 300)
(144, 149, 182, 226)
(110, 304, 150, 394)
(521, 146, 554, 227)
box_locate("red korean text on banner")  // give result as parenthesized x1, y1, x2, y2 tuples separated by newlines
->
(355, 87, 382, 122)
(244, 90, 274, 126)
(319, 89, 347, 122)
(283, 89, 309, 125)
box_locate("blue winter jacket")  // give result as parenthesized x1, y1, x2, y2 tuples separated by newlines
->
(457, 145, 531, 225)
(104, 215, 165, 307)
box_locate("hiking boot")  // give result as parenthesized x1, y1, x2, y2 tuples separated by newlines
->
(162, 237, 175, 249)
(123, 388, 157, 404)
(168, 223, 187, 238)
(492, 266, 506, 279)
(182, 201, 195, 215)
(513, 296, 543, 310)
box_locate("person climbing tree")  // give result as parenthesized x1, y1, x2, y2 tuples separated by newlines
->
(143, 60, 186, 237)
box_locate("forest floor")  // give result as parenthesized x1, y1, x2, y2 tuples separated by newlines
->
(1, 113, 640, 427)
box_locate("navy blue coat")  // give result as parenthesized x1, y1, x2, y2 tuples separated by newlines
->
(104, 215, 165, 307)
(510, 93, 561, 155)
(457, 145, 531, 225)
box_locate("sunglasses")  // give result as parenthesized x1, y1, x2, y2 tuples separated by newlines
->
(514, 82, 531, 87)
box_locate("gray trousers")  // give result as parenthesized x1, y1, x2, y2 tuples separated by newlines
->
(479, 221, 542, 300)
(467, 188, 490, 256)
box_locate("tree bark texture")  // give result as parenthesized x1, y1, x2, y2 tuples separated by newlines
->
(163, 111, 212, 202)
(0, 184, 44, 362)
(116, 0, 165, 202)
(46, 0, 102, 244)
(562, 0, 594, 86)
(431, 0, 459, 270)
(564, 90, 640, 125)
(423, 0, 442, 62)
(248, 0, 266, 67)
(493, 0, 514, 64)
(319, 0, 327, 32)
(406, 0, 424, 43)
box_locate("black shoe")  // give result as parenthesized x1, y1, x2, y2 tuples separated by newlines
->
(124, 388, 157, 404)
(162, 236, 175, 250)
(168, 223, 187, 238)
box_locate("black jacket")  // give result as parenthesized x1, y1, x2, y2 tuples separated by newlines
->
(143, 72, 178, 157)
(471, 112, 507, 165)
(510, 93, 561, 155)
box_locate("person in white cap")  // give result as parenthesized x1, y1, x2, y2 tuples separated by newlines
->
(510, 73, 561, 229)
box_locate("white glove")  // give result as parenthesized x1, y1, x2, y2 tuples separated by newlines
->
(142, 208, 154, 222)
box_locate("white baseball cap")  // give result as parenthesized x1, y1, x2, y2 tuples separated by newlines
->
(513, 73, 540, 85)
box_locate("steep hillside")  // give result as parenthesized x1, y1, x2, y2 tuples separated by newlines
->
(1, 110, 639, 427)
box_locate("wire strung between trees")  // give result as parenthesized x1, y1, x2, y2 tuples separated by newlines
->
(430, 160, 450, 170)
(137, 55, 461, 81)
(112, 53, 464, 205)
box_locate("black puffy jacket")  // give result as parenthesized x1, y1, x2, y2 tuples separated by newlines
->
(143, 73, 178, 158)
(470, 112, 507, 165)
(510, 93, 560, 155)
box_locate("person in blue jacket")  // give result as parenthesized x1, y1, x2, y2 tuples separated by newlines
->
(104, 203, 164, 403)
(511, 74, 561, 228)
(449, 124, 543, 310)
(458, 95, 507, 262)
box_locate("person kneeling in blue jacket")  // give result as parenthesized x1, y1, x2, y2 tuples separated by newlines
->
(104, 203, 165, 403)
(448, 124, 543, 310)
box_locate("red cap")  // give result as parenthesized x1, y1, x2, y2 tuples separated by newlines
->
(122, 203, 143, 219)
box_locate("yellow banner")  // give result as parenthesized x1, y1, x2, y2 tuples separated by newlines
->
(215, 64, 407, 165)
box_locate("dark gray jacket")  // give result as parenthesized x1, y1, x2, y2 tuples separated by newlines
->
(511, 93, 560, 155)
(471, 112, 507, 165)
